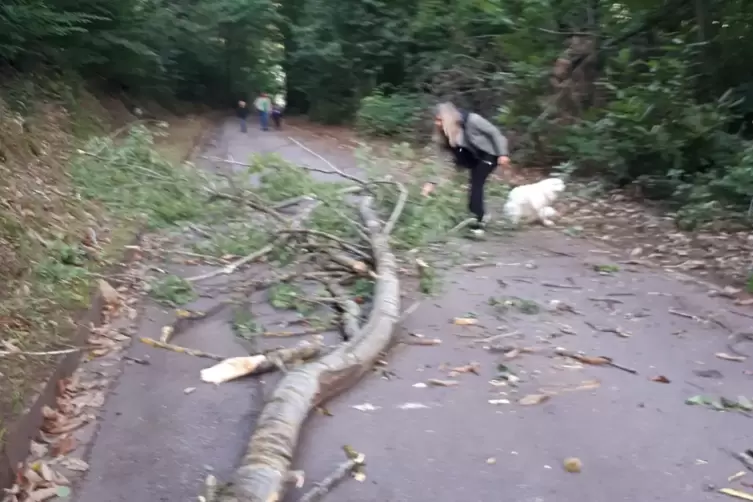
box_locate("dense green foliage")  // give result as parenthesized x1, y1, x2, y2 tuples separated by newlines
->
(1, 0, 282, 105)
(4, 0, 753, 224)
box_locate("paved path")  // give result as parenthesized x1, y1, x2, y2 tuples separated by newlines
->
(71, 119, 753, 502)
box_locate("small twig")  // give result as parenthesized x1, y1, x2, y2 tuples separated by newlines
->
(541, 282, 582, 290)
(262, 326, 334, 338)
(0, 347, 82, 358)
(187, 223, 212, 239)
(606, 292, 635, 297)
(730, 309, 753, 320)
(139, 337, 226, 361)
(472, 331, 521, 344)
(463, 262, 497, 270)
(398, 300, 422, 323)
(281, 229, 370, 260)
(298, 451, 366, 502)
(668, 308, 703, 322)
(589, 297, 624, 305)
(187, 242, 276, 282)
(287, 136, 366, 185)
(169, 249, 225, 261)
(533, 245, 576, 257)
(382, 181, 408, 236)
(450, 217, 477, 233)
(556, 348, 638, 374)
(206, 188, 286, 223)
(720, 447, 753, 474)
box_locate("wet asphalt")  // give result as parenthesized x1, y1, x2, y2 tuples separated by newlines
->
(70, 119, 753, 502)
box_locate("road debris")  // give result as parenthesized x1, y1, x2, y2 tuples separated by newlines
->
(650, 375, 671, 384)
(584, 321, 631, 338)
(200, 343, 321, 383)
(728, 331, 753, 357)
(453, 316, 479, 326)
(351, 403, 380, 412)
(519, 394, 550, 406)
(563, 457, 582, 473)
(298, 446, 366, 502)
(719, 488, 753, 501)
(448, 362, 481, 375)
(427, 378, 460, 387)
(716, 352, 747, 363)
(694, 369, 723, 379)
(397, 402, 430, 410)
(555, 348, 638, 374)
(686, 394, 753, 412)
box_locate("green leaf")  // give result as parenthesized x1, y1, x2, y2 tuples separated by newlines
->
(685, 395, 707, 406)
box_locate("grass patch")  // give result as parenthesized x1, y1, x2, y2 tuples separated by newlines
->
(149, 274, 197, 306)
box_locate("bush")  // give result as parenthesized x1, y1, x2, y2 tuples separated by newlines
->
(356, 90, 427, 139)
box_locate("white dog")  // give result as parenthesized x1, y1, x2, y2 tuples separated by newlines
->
(503, 177, 566, 227)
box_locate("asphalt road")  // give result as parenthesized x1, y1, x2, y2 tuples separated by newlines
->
(70, 118, 753, 502)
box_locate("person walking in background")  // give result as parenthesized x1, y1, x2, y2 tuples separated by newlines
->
(423, 101, 511, 237)
(254, 92, 272, 131)
(271, 102, 284, 130)
(236, 100, 249, 133)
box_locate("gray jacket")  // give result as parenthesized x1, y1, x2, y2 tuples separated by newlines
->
(428, 113, 509, 185)
(460, 113, 509, 158)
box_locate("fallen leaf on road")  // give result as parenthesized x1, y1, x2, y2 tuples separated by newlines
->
(650, 375, 671, 384)
(694, 369, 723, 379)
(729, 471, 747, 482)
(453, 317, 478, 326)
(184, 387, 196, 394)
(486, 457, 496, 465)
(719, 487, 753, 501)
(488, 399, 510, 405)
(563, 457, 582, 473)
(352, 403, 380, 412)
(519, 394, 550, 406)
(58, 457, 89, 472)
(449, 362, 480, 375)
(397, 402, 429, 410)
(717, 352, 747, 362)
(427, 379, 459, 387)
(412, 382, 428, 388)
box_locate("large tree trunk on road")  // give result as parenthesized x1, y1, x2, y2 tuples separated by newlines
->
(221, 196, 400, 502)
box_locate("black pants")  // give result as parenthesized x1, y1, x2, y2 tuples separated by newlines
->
(452, 147, 496, 226)
(272, 112, 282, 129)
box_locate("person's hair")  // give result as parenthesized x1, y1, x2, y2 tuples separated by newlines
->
(434, 102, 463, 148)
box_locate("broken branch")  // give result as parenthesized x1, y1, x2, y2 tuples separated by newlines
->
(298, 450, 366, 502)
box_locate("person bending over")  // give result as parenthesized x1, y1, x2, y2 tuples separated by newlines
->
(423, 102, 510, 236)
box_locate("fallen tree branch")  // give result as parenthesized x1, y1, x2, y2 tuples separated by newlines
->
(325, 281, 361, 342)
(287, 136, 366, 185)
(298, 450, 366, 502)
(218, 196, 400, 502)
(280, 229, 371, 260)
(188, 198, 322, 283)
(186, 243, 276, 282)
(382, 181, 408, 236)
(200, 342, 322, 384)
